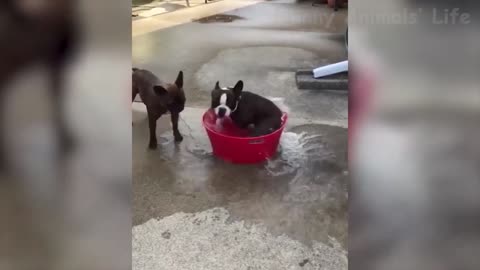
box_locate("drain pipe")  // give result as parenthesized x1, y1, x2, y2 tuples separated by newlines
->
(313, 60, 348, 78)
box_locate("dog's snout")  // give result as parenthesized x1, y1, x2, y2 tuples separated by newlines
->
(218, 107, 227, 118)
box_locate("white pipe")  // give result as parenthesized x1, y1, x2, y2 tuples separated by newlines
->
(313, 60, 348, 78)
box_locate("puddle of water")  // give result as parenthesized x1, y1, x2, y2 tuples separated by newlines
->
(180, 125, 332, 178)
(170, 110, 339, 181)
(194, 14, 245, 24)
(178, 115, 213, 158)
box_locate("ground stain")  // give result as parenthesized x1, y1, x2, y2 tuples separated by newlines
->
(299, 258, 309, 267)
(133, 0, 154, 6)
(161, 231, 171, 239)
(194, 14, 245, 23)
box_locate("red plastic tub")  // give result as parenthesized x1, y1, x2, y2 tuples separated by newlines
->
(202, 110, 288, 164)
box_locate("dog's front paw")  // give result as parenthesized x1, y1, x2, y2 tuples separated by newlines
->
(148, 141, 158, 149)
(174, 133, 183, 143)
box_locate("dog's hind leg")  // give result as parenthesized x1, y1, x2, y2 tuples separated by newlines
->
(49, 63, 75, 156)
(170, 112, 183, 142)
(147, 111, 160, 149)
(47, 23, 77, 171)
(45, 62, 77, 195)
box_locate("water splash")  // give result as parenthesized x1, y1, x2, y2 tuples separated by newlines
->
(265, 131, 325, 176)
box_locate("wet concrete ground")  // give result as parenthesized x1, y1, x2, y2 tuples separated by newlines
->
(133, 0, 348, 252)
(133, 207, 347, 269)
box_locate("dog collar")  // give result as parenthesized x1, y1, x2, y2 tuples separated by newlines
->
(231, 95, 241, 112)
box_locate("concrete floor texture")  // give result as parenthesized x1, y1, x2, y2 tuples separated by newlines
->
(132, 0, 348, 269)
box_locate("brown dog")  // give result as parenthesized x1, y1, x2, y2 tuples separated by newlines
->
(132, 68, 186, 149)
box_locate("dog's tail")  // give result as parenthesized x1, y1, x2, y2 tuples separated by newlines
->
(267, 97, 290, 115)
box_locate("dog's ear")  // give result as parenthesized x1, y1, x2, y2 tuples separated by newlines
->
(215, 81, 221, 90)
(175, 71, 183, 89)
(233, 80, 243, 97)
(153, 85, 168, 96)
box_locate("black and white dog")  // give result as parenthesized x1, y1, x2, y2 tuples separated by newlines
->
(211, 80, 283, 137)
